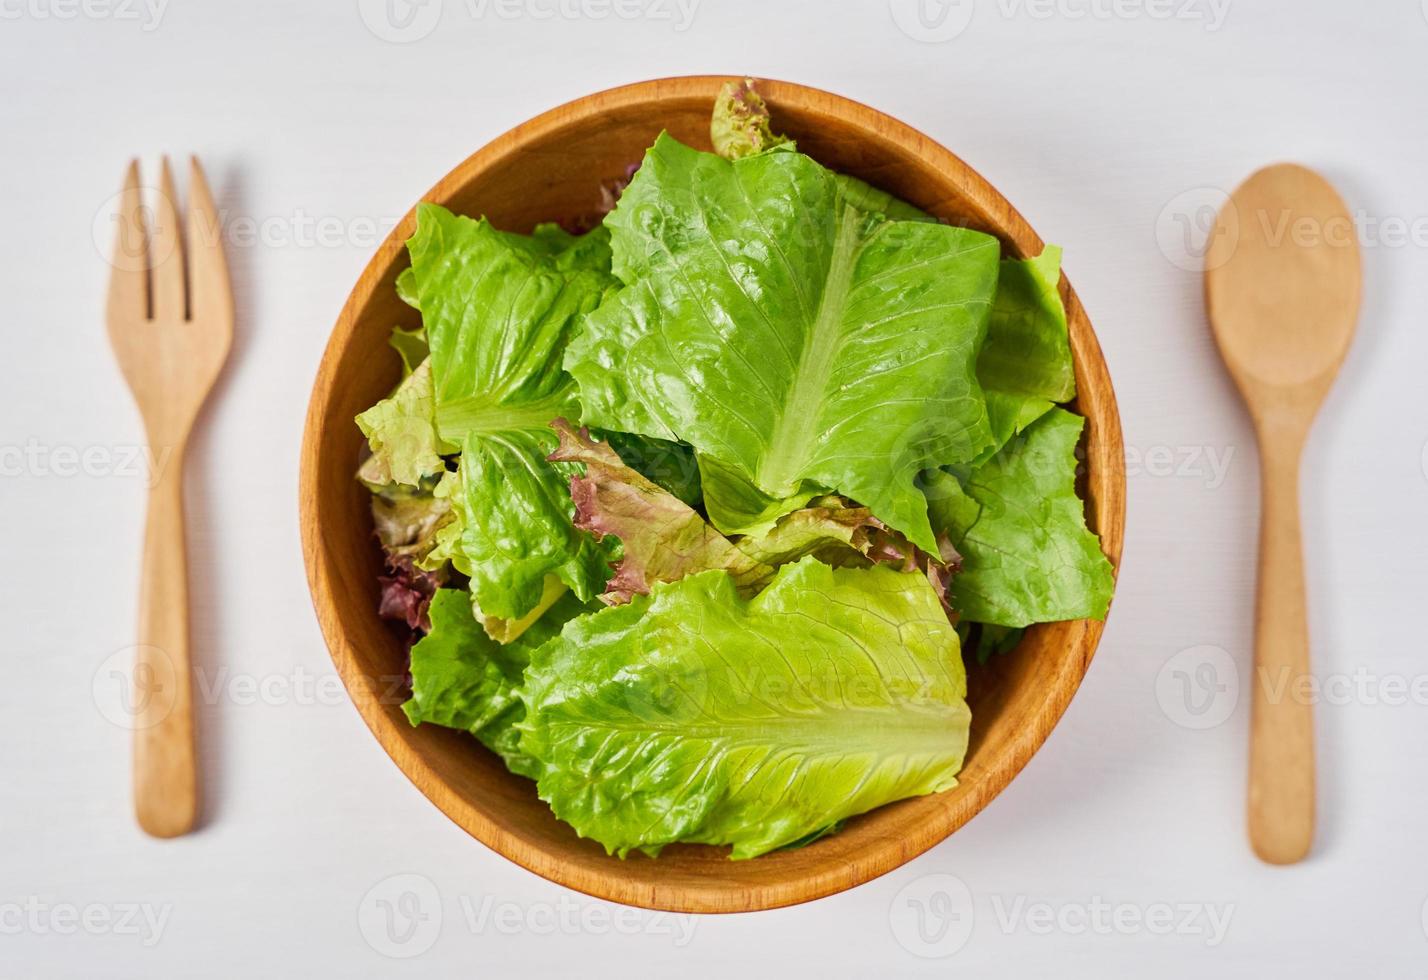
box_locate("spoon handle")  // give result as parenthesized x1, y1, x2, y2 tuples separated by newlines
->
(1248, 436, 1315, 864)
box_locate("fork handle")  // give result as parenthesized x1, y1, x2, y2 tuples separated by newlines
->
(1247, 435, 1314, 864)
(133, 449, 198, 838)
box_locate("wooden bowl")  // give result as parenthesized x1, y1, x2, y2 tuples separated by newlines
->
(300, 76, 1125, 913)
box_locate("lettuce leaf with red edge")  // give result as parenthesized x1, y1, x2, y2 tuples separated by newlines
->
(550, 420, 955, 608)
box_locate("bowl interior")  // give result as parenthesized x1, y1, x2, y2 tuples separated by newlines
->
(301, 77, 1123, 913)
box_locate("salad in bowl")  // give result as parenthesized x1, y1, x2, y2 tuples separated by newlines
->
(352, 80, 1114, 860)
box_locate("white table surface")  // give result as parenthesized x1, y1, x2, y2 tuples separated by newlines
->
(6, 1, 1428, 975)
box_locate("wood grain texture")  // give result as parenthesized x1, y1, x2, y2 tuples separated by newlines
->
(299, 76, 1126, 911)
(1204, 164, 1361, 865)
(107, 156, 233, 838)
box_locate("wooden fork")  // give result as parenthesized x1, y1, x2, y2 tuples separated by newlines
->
(106, 156, 232, 838)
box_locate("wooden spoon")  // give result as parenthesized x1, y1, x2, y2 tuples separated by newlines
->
(1205, 164, 1361, 864)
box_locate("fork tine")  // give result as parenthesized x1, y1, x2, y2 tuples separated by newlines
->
(185, 156, 231, 326)
(150, 156, 187, 320)
(106, 159, 149, 321)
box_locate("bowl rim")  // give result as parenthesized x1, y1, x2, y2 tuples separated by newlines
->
(300, 74, 1125, 913)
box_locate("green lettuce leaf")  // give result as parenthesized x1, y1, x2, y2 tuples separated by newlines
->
(695, 453, 819, 537)
(980, 388, 1055, 464)
(388, 325, 429, 377)
(565, 133, 1001, 552)
(927, 408, 1113, 627)
(354, 358, 450, 489)
(395, 267, 420, 309)
(972, 247, 1074, 461)
(833, 175, 933, 222)
(423, 457, 611, 643)
(404, 588, 587, 778)
(518, 558, 970, 859)
(403, 203, 616, 630)
(979, 246, 1075, 402)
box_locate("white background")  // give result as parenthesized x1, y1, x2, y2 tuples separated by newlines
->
(4, 0, 1427, 975)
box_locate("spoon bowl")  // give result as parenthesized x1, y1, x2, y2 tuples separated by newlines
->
(1208, 164, 1361, 400)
